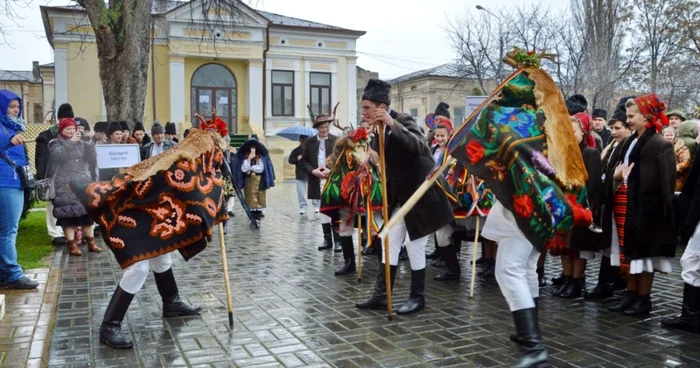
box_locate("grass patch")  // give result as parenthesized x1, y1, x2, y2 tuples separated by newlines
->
(17, 211, 53, 270)
(33, 200, 47, 209)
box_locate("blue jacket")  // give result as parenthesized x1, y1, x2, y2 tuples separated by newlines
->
(0, 90, 27, 189)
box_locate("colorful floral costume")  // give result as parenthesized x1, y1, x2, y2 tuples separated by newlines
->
(320, 128, 382, 232)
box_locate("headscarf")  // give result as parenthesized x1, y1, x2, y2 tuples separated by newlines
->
(633, 93, 669, 133)
(58, 118, 77, 138)
(573, 112, 595, 148)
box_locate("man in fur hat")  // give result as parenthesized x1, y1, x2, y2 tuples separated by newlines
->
(165, 122, 179, 143)
(118, 121, 130, 144)
(129, 122, 150, 146)
(355, 79, 453, 315)
(592, 108, 612, 147)
(35, 103, 74, 247)
(300, 115, 341, 252)
(93, 121, 108, 144)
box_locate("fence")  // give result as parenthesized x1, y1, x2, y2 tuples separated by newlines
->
(23, 123, 52, 173)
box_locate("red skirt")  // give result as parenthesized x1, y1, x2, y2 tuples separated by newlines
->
(613, 183, 629, 271)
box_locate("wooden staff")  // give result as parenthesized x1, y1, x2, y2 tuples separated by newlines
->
(470, 216, 481, 299)
(377, 122, 392, 321)
(357, 210, 363, 283)
(217, 223, 234, 328)
(377, 157, 453, 241)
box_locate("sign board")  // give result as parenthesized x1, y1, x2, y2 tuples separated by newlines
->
(465, 96, 488, 122)
(96, 144, 141, 169)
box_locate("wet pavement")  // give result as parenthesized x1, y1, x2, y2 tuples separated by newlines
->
(44, 182, 700, 367)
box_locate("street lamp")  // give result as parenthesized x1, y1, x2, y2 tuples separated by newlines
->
(476, 4, 504, 83)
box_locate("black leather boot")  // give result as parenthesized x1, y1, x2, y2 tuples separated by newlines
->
(662, 283, 700, 333)
(333, 229, 342, 252)
(335, 236, 356, 276)
(560, 277, 582, 299)
(318, 224, 333, 250)
(399, 246, 409, 261)
(426, 248, 439, 260)
(585, 256, 614, 299)
(478, 258, 495, 278)
(154, 268, 202, 318)
(551, 273, 565, 286)
(553, 276, 572, 296)
(623, 294, 652, 316)
(397, 269, 426, 315)
(100, 286, 135, 349)
(434, 242, 461, 282)
(536, 268, 546, 287)
(608, 290, 637, 312)
(355, 264, 397, 310)
(510, 307, 549, 368)
(510, 298, 539, 344)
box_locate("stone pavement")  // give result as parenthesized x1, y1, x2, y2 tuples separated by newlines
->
(0, 250, 61, 367)
(44, 182, 700, 367)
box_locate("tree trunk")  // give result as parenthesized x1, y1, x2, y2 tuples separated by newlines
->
(79, 0, 153, 126)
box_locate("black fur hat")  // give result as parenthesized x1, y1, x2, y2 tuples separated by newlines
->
(565, 94, 588, 115)
(119, 120, 130, 132)
(362, 79, 391, 106)
(108, 121, 122, 135)
(133, 122, 145, 132)
(57, 103, 74, 119)
(610, 96, 636, 125)
(165, 122, 177, 135)
(94, 121, 108, 133)
(592, 108, 607, 120)
(435, 102, 450, 118)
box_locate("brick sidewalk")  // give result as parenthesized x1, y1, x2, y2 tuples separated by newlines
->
(44, 182, 700, 367)
(0, 249, 61, 368)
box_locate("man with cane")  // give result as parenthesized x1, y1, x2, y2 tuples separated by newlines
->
(354, 79, 453, 315)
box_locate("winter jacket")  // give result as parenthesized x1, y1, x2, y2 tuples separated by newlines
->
(675, 140, 692, 191)
(48, 135, 97, 219)
(140, 139, 176, 160)
(0, 90, 27, 190)
(288, 145, 307, 180)
(35, 124, 59, 180)
(678, 120, 698, 160)
(570, 143, 603, 252)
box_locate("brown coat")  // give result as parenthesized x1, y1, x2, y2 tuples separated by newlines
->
(675, 141, 691, 191)
(618, 131, 676, 260)
(300, 134, 338, 200)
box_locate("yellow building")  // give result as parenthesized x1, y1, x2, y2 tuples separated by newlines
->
(0, 62, 53, 124)
(40, 0, 365, 179)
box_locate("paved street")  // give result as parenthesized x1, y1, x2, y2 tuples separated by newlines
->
(43, 181, 700, 367)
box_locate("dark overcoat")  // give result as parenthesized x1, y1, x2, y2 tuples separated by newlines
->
(570, 143, 603, 251)
(382, 111, 454, 240)
(300, 134, 337, 200)
(600, 141, 624, 250)
(48, 136, 97, 219)
(619, 131, 677, 260)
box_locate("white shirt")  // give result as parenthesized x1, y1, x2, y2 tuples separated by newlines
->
(317, 136, 327, 168)
(623, 138, 638, 166)
(151, 142, 164, 157)
(241, 159, 264, 174)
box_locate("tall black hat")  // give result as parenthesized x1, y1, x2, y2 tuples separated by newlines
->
(361, 79, 391, 106)
(119, 121, 130, 132)
(565, 94, 588, 115)
(592, 109, 607, 120)
(435, 102, 450, 118)
(133, 122, 145, 132)
(57, 103, 74, 119)
(165, 122, 177, 135)
(108, 121, 122, 135)
(94, 121, 108, 133)
(609, 96, 637, 125)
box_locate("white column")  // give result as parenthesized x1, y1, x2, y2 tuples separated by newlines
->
(294, 70, 302, 120)
(347, 60, 357, 125)
(54, 48, 68, 109)
(247, 63, 264, 126)
(169, 59, 185, 124)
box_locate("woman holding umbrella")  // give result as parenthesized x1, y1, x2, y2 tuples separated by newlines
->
(233, 136, 275, 225)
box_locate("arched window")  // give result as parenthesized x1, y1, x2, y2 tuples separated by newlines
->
(191, 63, 237, 134)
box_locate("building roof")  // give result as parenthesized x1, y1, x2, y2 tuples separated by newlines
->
(0, 70, 38, 83)
(388, 63, 469, 84)
(42, 1, 364, 35)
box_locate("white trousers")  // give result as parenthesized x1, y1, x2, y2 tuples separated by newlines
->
(495, 236, 541, 311)
(119, 253, 173, 294)
(435, 224, 454, 247)
(381, 207, 427, 270)
(318, 180, 331, 224)
(46, 201, 64, 239)
(682, 221, 700, 287)
(338, 208, 383, 237)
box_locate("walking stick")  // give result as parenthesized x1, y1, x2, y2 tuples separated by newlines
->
(217, 223, 234, 328)
(357, 208, 363, 283)
(377, 122, 392, 321)
(469, 216, 481, 299)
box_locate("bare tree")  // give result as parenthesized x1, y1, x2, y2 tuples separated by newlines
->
(0, 0, 32, 45)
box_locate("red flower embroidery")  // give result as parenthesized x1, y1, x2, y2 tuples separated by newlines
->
(340, 171, 357, 202)
(466, 140, 485, 164)
(145, 194, 190, 240)
(513, 194, 534, 218)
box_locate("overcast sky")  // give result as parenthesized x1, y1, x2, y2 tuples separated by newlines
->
(0, 0, 559, 80)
